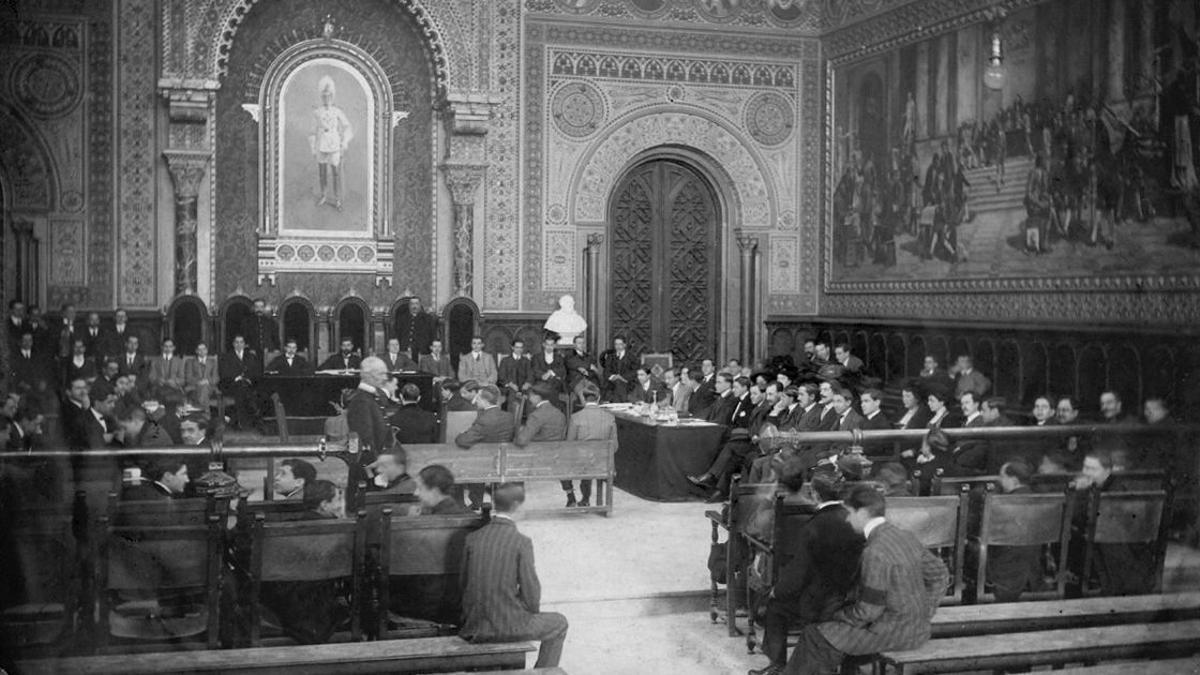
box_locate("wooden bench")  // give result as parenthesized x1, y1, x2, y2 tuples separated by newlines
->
(1053, 655, 1200, 674)
(15, 636, 537, 673)
(930, 591, 1200, 638)
(877, 618, 1200, 674)
(403, 440, 616, 515)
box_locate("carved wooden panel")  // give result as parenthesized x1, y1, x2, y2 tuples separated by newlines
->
(610, 161, 717, 363)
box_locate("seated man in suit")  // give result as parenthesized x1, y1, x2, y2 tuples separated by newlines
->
(751, 468, 863, 675)
(122, 457, 189, 500)
(688, 376, 758, 502)
(415, 464, 471, 515)
(368, 447, 416, 494)
(388, 382, 437, 444)
(705, 372, 738, 425)
(561, 383, 616, 508)
(219, 335, 262, 431)
(440, 379, 476, 412)
(266, 338, 311, 375)
(599, 337, 638, 403)
(627, 366, 665, 404)
(564, 334, 600, 397)
(61, 337, 98, 387)
(319, 338, 361, 371)
(117, 335, 149, 380)
(460, 483, 568, 668)
(458, 336, 497, 386)
(148, 338, 187, 396)
(184, 341, 219, 411)
(380, 337, 417, 372)
(514, 382, 566, 446)
(786, 484, 948, 675)
(859, 389, 891, 431)
(661, 367, 692, 414)
(418, 339, 454, 381)
(273, 458, 317, 501)
(455, 385, 514, 510)
(497, 339, 533, 411)
(529, 335, 566, 392)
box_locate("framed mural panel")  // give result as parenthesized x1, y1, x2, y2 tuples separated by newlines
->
(255, 38, 397, 286)
(823, 0, 1200, 302)
(277, 57, 374, 238)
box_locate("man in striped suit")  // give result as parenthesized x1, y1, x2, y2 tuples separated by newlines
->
(785, 484, 948, 675)
(459, 483, 568, 668)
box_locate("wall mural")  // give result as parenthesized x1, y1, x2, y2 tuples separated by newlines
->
(826, 0, 1200, 300)
(278, 57, 373, 236)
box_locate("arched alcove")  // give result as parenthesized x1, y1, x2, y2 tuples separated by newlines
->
(278, 294, 317, 357)
(442, 296, 479, 372)
(219, 295, 254, 352)
(166, 295, 209, 356)
(332, 296, 371, 354)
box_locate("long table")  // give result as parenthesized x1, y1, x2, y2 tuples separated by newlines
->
(260, 372, 437, 417)
(610, 409, 725, 501)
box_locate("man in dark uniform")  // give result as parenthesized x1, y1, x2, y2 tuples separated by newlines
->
(395, 297, 438, 361)
(244, 299, 279, 360)
(389, 382, 437, 444)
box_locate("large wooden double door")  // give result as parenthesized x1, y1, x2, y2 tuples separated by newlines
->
(609, 160, 719, 364)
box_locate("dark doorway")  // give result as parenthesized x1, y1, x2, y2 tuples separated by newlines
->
(608, 159, 719, 364)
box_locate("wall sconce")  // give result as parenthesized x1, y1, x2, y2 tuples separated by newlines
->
(983, 7, 1007, 91)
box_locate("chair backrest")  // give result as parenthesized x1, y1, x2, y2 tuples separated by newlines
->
(730, 480, 780, 539)
(1032, 470, 1167, 494)
(247, 510, 367, 645)
(887, 495, 964, 549)
(974, 491, 1072, 601)
(97, 512, 224, 649)
(1091, 490, 1167, 545)
(250, 512, 365, 582)
(887, 494, 968, 604)
(236, 498, 314, 524)
(107, 493, 224, 527)
(379, 510, 488, 576)
(360, 490, 421, 517)
(441, 411, 477, 444)
(769, 497, 818, 576)
(931, 475, 999, 496)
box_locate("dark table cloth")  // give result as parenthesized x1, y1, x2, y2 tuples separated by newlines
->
(611, 411, 725, 501)
(260, 373, 437, 418)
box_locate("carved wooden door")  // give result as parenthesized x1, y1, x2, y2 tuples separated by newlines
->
(610, 160, 718, 364)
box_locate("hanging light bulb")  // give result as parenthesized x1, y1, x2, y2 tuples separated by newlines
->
(983, 24, 1006, 90)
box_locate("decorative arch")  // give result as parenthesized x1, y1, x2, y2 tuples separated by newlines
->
(331, 294, 372, 354)
(441, 296, 479, 372)
(278, 293, 318, 356)
(570, 107, 775, 229)
(218, 294, 254, 352)
(388, 294, 419, 341)
(0, 103, 56, 212)
(165, 294, 210, 356)
(203, 0, 461, 95)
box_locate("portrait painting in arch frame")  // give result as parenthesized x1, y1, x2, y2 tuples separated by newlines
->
(278, 56, 374, 238)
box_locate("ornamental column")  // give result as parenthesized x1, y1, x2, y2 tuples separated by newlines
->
(735, 230, 759, 365)
(159, 84, 215, 296)
(584, 233, 604, 355)
(164, 150, 211, 295)
(441, 164, 487, 297)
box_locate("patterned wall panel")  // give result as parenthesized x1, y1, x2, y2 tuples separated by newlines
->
(482, 0, 522, 310)
(543, 229, 576, 290)
(116, 0, 157, 307)
(49, 219, 85, 285)
(212, 0, 433, 310)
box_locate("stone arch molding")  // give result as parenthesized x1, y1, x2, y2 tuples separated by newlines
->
(0, 103, 57, 212)
(571, 108, 774, 229)
(181, 0, 472, 94)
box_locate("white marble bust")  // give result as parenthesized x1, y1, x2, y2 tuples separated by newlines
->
(543, 294, 587, 345)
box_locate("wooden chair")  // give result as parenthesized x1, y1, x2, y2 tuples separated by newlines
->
(244, 509, 369, 646)
(95, 513, 225, 650)
(742, 495, 819, 653)
(886, 494, 968, 605)
(1082, 489, 1169, 595)
(0, 495, 85, 656)
(373, 507, 490, 640)
(1032, 470, 1167, 494)
(704, 477, 777, 634)
(971, 491, 1071, 602)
